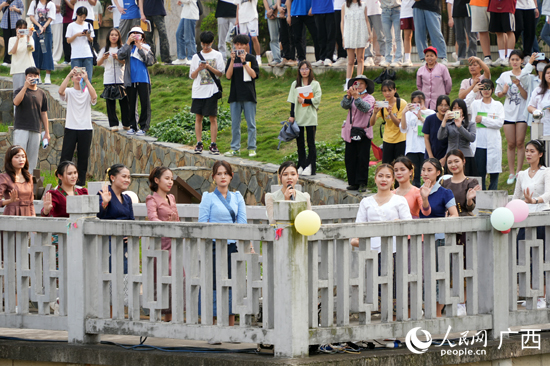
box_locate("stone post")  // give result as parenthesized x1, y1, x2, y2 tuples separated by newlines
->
(273, 200, 309, 358)
(67, 195, 100, 344)
(476, 190, 509, 340)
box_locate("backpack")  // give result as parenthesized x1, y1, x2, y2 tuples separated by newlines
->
(197, 0, 203, 16)
(276, 120, 300, 150)
(379, 97, 401, 139)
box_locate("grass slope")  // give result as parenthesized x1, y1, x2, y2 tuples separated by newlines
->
(0, 64, 526, 193)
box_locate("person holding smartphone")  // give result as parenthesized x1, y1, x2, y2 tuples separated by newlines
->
(0, 0, 24, 66)
(8, 19, 35, 91)
(66, 6, 94, 80)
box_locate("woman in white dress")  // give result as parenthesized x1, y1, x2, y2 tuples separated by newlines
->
(341, 0, 370, 84)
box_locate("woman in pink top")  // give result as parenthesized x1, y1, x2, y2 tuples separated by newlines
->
(416, 46, 452, 109)
(393, 156, 430, 218)
(146, 166, 180, 322)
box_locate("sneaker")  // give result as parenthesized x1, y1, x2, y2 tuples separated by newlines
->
(302, 165, 312, 176)
(172, 58, 186, 65)
(285, 59, 297, 67)
(208, 339, 222, 345)
(374, 56, 382, 65)
(209, 142, 219, 155)
(451, 60, 461, 67)
(502, 57, 509, 67)
(268, 60, 281, 67)
(273, 61, 284, 67)
(136, 129, 146, 136)
(492, 57, 505, 67)
(44, 74, 51, 85)
(365, 57, 374, 67)
(256, 55, 262, 66)
(324, 58, 333, 67)
(62, 61, 69, 65)
(311, 60, 324, 67)
(358, 184, 367, 193)
(389, 61, 401, 68)
(126, 128, 136, 135)
(248, 150, 256, 157)
(224, 150, 239, 157)
(1, 62, 8, 66)
(483, 56, 493, 66)
(457, 303, 467, 316)
(440, 58, 448, 65)
(402, 59, 413, 67)
(298, 167, 303, 174)
(452, 51, 458, 62)
(379, 60, 390, 67)
(194, 141, 204, 154)
(333, 57, 347, 67)
(346, 185, 359, 190)
(537, 297, 547, 309)
(506, 174, 516, 185)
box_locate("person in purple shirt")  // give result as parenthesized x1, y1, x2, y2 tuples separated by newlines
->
(310, 0, 335, 67)
(416, 46, 452, 109)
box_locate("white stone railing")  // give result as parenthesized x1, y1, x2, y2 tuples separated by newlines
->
(1, 193, 550, 357)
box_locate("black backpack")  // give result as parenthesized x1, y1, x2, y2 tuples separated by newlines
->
(197, 0, 203, 16)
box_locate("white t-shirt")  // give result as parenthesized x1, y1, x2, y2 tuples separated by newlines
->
(529, 87, 550, 135)
(400, 0, 414, 17)
(27, 1, 56, 22)
(355, 195, 412, 252)
(98, 47, 124, 85)
(8, 37, 36, 75)
(495, 70, 529, 122)
(180, 0, 199, 20)
(72, 0, 94, 20)
(190, 50, 225, 99)
(237, 0, 258, 23)
(66, 21, 95, 59)
(334, 0, 345, 10)
(53, 0, 63, 24)
(516, 0, 535, 10)
(364, 0, 382, 16)
(400, 109, 435, 154)
(61, 87, 97, 130)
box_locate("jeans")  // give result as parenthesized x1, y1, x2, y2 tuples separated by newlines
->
(145, 15, 172, 63)
(71, 57, 94, 81)
(365, 15, 386, 59)
(297, 126, 316, 175)
(267, 17, 281, 63)
(32, 24, 54, 70)
(217, 17, 235, 59)
(314, 13, 336, 61)
(230, 101, 257, 151)
(12, 129, 40, 172)
(454, 17, 477, 59)
(541, 21, 550, 49)
(413, 8, 447, 60)
(176, 18, 197, 61)
(60, 128, 93, 186)
(381, 7, 402, 63)
(474, 148, 499, 190)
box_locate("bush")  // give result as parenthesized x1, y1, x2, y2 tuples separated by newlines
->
(282, 141, 346, 176)
(149, 106, 231, 145)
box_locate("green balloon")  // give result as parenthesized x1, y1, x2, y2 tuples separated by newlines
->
(490, 207, 515, 231)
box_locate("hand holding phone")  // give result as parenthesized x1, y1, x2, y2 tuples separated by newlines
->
(536, 53, 546, 61)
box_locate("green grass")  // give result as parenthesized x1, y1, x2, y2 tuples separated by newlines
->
(0, 64, 528, 193)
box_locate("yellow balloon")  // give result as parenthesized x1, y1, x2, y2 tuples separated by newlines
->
(294, 210, 321, 236)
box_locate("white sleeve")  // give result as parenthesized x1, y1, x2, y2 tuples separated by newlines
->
(27, 1, 36, 16)
(529, 89, 540, 108)
(48, 2, 56, 19)
(355, 199, 369, 223)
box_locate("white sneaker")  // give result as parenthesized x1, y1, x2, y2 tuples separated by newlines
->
(390, 61, 401, 68)
(440, 58, 448, 65)
(311, 60, 324, 67)
(256, 55, 262, 66)
(483, 56, 492, 66)
(502, 57, 509, 67)
(537, 297, 547, 309)
(302, 165, 312, 176)
(492, 57, 505, 67)
(451, 60, 461, 67)
(298, 167, 303, 174)
(402, 59, 413, 67)
(379, 60, 389, 67)
(172, 59, 186, 65)
(457, 303, 467, 316)
(324, 58, 332, 67)
(333, 57, 347, 67)
(452, 51, 458, 62)
(44, 74, 51, 85)
(365, 57, 374, 67)
(1, 62, 8, 66)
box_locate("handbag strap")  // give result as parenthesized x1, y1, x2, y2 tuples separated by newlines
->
(197, 52, 218, 82)
(213, 188, 236, 223)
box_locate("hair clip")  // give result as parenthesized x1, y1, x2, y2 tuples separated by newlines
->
(10, 145, 22, 150)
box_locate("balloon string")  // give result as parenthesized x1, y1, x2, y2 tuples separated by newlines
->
(270, 223, 293, 241)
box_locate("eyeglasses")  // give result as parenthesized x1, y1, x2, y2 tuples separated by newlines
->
(300, 68, 310, 71)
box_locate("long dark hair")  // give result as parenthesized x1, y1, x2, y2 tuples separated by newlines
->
(212, 161, 233, 178)
(381, 80, 400, 99)
(104, 28, 122, 55)
(393, 156, 415, 180)
(346, 0, 361, 6)
(55, 161, 77, 185)
(435, 95, 451, 116)
(4, 145, 31, 183)
(450, 99, 470, 128)
(32, 0, 52, 16)
(296, 60, 314, 88)
(538, 63, 550, 96)
(423, 158, 443, 179)
(526, 139, 546, 167)
(148, 166, 171, 192)
(106, 164, 128, 184)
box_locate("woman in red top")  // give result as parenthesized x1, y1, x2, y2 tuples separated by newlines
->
(41, 161, 88, 217)
(0, 145, 35, 216)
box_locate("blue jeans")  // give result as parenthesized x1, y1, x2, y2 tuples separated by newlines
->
(230, 101, 257, 151)
(474, 148, 499, 190)
(413, 8, 447, 60)
(267, 18, 281, 63)
(176, 18, 196, 60)
(32, 24, 54, 70)
(71, 58, 94, 81)
(541, 22, 550, 50)
(381, 7, 402, 63)
(365, 15, 386, 59)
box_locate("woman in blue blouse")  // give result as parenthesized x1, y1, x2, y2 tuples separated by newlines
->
(199, 160, 247, 328)
(419, 158, 458, 317)
(98, 163, 134, 276)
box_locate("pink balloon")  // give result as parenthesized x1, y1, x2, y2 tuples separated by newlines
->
(505, 199, 530, 223)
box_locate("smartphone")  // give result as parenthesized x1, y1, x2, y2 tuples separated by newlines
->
(536, 53, 546, 61)
(200, 60, 207, 64)
(376, 101, 389, 108)
(510, 75, 517, 81)
(411, 103, 421, 112)
(353, 81, 359, 88)
(236, 49, 245, 56)
(453, 111, 461, 119)
(17, 29, 28, 36)
(105, 51, 110, 56)
(31, 78, 39, 85)
(134, 33, 142, 41)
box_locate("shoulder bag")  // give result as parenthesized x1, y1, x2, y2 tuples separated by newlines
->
(197, 51, 223, 99)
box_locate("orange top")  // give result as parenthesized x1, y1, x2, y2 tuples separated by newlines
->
(470, 0, 489, 8)
(402, 186, 423, 218)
